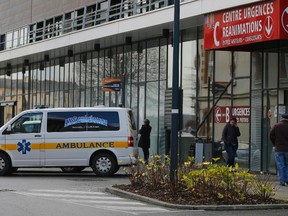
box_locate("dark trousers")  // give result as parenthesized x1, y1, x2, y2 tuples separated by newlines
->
(225, 144, 238, 167)
(142, 147, 149, 162)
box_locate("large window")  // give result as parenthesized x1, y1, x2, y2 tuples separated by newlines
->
(212, 50, 251, 169)
(181, 28, 197, 135)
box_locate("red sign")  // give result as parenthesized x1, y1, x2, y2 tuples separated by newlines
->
(214, 106, 250, 124)
(280, 0, 288, 38)
(204, 0, 288, 50)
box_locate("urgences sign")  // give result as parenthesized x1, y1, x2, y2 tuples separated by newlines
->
(204, 0, 288, 50)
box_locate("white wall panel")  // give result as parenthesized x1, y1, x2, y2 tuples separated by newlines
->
(201, 0, 262, 14)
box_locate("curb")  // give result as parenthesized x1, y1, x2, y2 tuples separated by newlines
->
(105, 187, 288, 211)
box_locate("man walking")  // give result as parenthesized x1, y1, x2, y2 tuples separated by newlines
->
(222, 117, 241, 167)
(270, 114, 288, 186)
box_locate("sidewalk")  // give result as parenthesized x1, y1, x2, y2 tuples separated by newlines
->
(106, 174, 288, 211)
(261, 174, 288, 202)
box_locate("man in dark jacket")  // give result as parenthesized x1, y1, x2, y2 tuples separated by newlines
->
(138, 119, 152, 163)
(222, 117, 241, 167)
(270, 114, 288, 186)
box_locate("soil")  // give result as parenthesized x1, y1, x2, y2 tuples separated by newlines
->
(114, 184, 288, 205)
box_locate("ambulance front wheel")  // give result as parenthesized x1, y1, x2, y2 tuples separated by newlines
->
(0, 152, 11, 176)
(91, 153, 117, 177)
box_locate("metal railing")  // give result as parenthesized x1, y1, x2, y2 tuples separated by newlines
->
(0, 0, 169, 52)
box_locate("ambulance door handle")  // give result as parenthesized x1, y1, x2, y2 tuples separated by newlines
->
(34, 135, 42, 137)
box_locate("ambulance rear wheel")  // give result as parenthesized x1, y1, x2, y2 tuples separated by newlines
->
(60, 167, 85, 173)
(0, 152, 11, 176)
(91, 153, 117, 177)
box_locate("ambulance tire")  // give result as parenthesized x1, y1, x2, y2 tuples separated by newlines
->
(0, 152, 11, 176)
(91, 153, 117, 177)
(113, 165, 120, 174)
(60, 167, 85, 173)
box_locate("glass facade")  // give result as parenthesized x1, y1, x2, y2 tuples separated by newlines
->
(0, 36, 169, 156)
(2, 22, 288, 173)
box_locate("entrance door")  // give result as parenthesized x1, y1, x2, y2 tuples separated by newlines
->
(277, 90, 288, 120)
(262, 90, 277, 174)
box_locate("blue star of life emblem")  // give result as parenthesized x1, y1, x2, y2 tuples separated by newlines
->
(17, 139, 31, 154)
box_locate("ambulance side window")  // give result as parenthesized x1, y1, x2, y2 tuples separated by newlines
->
(128, 110, 136, 130)
(86, 111, 119, 131)
(10, 113, 43, 134)
(47, 111, 120, 132)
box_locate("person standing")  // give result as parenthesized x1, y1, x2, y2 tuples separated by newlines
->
(222, 117, 241, 167)
(270, 114, 288, 186)
(138, 119, 152, 163)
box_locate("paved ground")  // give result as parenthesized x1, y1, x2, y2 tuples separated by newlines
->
(264, 174, 288, 201)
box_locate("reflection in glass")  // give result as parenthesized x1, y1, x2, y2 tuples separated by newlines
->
(146, 81, 159, 155)
(251, 51, 262, 90)
(263, 50, 278, 89)
(6, 31, 13, 49)
(181, 39, 196, 134)
(279, 48, 288, 88)
(147, 40, 159, 82)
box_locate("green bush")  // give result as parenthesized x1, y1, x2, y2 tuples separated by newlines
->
(125, 156, 171, 190)
(182, 163, 274, 202)
(124, 155, 276, 204)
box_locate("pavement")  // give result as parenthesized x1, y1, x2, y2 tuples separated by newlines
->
(106, 174, 288, 211)
(262, 174, 288, 202)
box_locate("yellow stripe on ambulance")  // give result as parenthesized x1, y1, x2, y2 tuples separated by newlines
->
(3, 141, 129, 150)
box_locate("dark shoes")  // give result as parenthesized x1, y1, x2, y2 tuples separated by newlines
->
(280, 181, 288, 186)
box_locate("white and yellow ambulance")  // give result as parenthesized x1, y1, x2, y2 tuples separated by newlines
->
(0, 107, 138, 176)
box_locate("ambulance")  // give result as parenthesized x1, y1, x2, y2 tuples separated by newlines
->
(0, 107, 138, 176)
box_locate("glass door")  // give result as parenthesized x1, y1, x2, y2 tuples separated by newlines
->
(262, 90, 277, 174)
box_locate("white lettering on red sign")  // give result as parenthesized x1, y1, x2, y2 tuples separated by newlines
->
(204, 0, 284, 50)
(226, 107, 230, 123)
(221, 3, 274, 39)
(214, 106, 250, 124)
(231, 107, 250, 116)
(222, 21, 263, 38)
(222, 3, 274, 24)
(223, 10, 242, 23)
